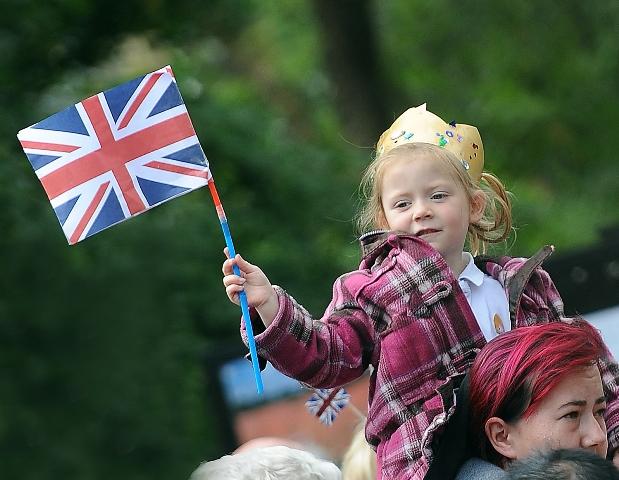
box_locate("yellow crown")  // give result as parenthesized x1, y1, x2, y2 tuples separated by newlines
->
(376, 104, 484, 182)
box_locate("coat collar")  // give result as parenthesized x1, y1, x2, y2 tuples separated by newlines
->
(359, 231, 555, 326)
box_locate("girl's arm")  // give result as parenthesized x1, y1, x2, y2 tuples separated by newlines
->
(239, 280, 377, 388)
(221, 256, 378, 390)
(222, 251, 376, 388)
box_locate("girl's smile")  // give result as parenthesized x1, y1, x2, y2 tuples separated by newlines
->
(415, 228, 441, 238)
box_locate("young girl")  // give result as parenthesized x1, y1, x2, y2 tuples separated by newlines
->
(222, 104, 619, 479)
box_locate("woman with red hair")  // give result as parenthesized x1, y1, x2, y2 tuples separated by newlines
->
(456, 319, 611, 479)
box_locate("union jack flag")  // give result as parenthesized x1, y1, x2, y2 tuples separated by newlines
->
(305, 387, 351, 426)
(17, 65, 211, 244)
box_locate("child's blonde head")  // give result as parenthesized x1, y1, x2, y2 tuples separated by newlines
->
(356, 142, 513, 255)
(341, 420, 376, 480)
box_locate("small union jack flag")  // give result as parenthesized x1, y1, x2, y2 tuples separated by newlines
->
(17, 65, 210, 244)
(305, 388, 351, 426)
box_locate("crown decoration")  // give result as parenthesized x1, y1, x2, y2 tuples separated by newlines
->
(376, 103, 484, 182)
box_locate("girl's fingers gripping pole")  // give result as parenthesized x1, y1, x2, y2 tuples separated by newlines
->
(208, 180, 264, 394)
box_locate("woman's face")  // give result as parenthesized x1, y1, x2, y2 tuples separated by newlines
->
(506, 364, 608, 460)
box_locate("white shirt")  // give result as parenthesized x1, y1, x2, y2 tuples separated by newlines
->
(458, 253, 510, 341)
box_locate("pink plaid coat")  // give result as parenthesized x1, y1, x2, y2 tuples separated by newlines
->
(241, 232, 619, 479)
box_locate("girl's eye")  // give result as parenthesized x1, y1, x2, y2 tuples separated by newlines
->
(394, 201, 410, 209)
(431, 192, 448, 200)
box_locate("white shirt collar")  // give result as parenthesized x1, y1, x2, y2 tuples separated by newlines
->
(458, 252, 484, 287)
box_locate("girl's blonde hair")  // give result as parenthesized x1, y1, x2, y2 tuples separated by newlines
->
(355, 143, 512, 255)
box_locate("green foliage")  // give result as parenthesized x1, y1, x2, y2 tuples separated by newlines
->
(378, 0, 619, 250)
(1, 1, 618, 479)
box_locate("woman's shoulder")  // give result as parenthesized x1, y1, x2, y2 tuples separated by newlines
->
(455, 457, 506, 480)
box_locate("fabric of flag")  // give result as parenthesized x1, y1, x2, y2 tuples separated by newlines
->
(305, 387, 351, 426)
(17, 65, 211, 244)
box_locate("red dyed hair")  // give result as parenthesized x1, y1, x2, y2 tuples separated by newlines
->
(468, 319, 608, 465)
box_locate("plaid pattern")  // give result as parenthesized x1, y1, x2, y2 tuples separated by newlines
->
(241, 232, 619, 479)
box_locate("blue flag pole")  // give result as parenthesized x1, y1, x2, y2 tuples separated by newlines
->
(207, 179, 264, 394)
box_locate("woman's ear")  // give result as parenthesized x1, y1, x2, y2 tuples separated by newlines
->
(469, 190, 486, 223)
(485, 417, 518, 461)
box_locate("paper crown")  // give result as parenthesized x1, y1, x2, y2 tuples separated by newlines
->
(376, 104, 484, 182)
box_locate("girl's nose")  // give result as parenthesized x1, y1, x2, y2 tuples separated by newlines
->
(413, 202, 432, 220)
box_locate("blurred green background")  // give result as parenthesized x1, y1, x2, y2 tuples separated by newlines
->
(1, 1, 618, 478)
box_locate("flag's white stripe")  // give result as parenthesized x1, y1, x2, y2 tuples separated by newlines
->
(135, 165, 209, 190)
(17, 127, 92, 148)
(23, 147, 75, 157)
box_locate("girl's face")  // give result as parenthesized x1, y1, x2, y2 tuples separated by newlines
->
(505, 364, 608, 461)
(379, 154, 482, 275)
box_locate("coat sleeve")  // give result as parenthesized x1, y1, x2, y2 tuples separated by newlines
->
(240, 275, 378, 389)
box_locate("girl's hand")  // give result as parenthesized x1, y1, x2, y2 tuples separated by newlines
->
(222, 249, 278, 327)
